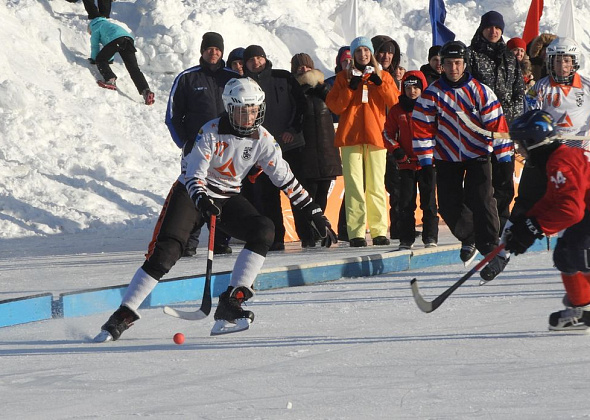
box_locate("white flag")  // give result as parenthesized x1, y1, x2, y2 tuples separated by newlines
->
(557, 0, 576, 39)
(329, 0, 358, 43)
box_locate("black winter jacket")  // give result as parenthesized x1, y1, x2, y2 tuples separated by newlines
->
(419, 63, 441, 87)
(469, 32, 525, 123)
(296, 70, 342, 180)
(165, 58, 238, 148)
(244, 61, 306, 152)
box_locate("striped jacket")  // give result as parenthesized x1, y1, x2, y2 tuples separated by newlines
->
(412, 73, 512, 166)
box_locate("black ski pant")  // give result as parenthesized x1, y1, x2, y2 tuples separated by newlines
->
(491, 154, 515, 232)
(83, 0, 111, 19)
(554, 211, 590, 274)
(435, 156, 500, 255)
(397, 168, 439, 245)
(142, 181, 274, 280)
(96, 37, 150, 95)
(385, 154, 401, 238)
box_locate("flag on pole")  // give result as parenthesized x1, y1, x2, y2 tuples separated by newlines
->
(557, 0, 576, 39)
(329, 0, 358, 43)
(522, 0, 543, 45)
(429, 0, 455, 46)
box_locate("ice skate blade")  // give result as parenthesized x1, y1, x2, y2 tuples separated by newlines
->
(94, 330, 114, 342)
(548, 324, 590, 333)
(210, 318, 251, 336)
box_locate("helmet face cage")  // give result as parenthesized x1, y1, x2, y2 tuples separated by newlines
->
(509, 110, 557, 155)
(546, 37, 580, 84)
(222, 78, 266, 135)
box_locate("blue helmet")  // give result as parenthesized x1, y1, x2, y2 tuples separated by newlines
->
(509, 110, 558, 153)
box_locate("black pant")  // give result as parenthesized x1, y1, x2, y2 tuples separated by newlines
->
(385, 155, 401, 238)
(491, 155, 515, 232)
(83, 0, 111, 19)
(435, 157, 499, 255)
(96, 37, 149, 95)
(398, 168, 439, 244)
(143, 182, 274, 280)
(554, 211, 590, 273)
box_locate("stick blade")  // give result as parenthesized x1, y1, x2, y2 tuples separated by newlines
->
(163, 305, 209, 321)
(410, 278, 435, 313)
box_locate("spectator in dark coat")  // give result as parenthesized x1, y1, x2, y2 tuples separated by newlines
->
(419, 46, 442, 86)
(242, 45, 307, 250)
(468, 11, 522, 232)
(528, 33, 557, 82)
(165, 32, 238, 256)
(371, 35, 401, 78)
(292, 55, 343, 247)
(226, 47, 245, 76)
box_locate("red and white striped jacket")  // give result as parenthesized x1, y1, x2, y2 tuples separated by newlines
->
(412, 73, 512, 166)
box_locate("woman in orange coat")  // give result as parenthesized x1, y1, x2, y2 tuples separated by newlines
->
(326, 36, 399, 247)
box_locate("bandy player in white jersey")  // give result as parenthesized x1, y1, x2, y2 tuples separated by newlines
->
(96, 78, 336, 341)
(525, 36, 590, 143)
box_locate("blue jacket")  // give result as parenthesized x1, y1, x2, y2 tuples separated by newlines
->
(89, 18, 134, 60)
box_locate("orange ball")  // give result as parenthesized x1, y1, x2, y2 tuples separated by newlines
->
(173, 333, 185, 345)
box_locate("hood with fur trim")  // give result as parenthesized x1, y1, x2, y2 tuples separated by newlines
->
(295, 69, 324, 88)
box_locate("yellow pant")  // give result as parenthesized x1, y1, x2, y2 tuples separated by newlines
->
(341, 144, 388, 239)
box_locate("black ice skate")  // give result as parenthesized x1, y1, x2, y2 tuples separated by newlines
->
(480, 255, 510, 284)
(94, 305, 140, 342)
(548, 306, 590, 332)
(460, 243, 477, 266)
(211, 286, 254, 336)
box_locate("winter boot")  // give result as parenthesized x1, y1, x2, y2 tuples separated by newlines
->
(142, 89, 155, 105)
(373, 236, 391, 246)
(548, 304, 590, 331)
(480, 255, 510, 283)
(98, 305, 139, 341)
(214, 286, 255, 323)
(97, 78, 117, 90)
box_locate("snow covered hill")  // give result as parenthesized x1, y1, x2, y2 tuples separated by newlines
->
(1, 0, 588, 239)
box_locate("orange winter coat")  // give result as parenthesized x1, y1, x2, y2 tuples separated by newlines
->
(326, 70, 399, 148)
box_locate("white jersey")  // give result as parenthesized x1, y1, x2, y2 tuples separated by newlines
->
(524, 73, 590, 136)
(180, 117, 310, 208)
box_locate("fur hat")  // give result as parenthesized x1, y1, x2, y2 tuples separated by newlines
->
(428, 45, 442, 61)
(480, 11, 505, 33)
(243, 45, 267, 63)
(507, 37, 526, 51)
(200, 32, 224, 54)
(290, 53, 315, 74)
(350, 36, 374, 55)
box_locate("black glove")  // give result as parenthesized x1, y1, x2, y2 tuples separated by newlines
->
(88, 58, 96, 65)
(505, 217, 544, 255)
(193, 193, 221, 217)
(368, 73, 382, 86)
(303, 203, 337, 248)
(392, 147, 409, 163)
(349, 76, 362, 91)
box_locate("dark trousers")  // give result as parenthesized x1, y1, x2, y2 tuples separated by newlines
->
(435, 157, 500, 255)
(554, 211, 590, 273)
(385, 155, 401, 238)
(83, 0, 111, 19)
(398, 168, 439, 244)
(491, 155, 515, 232)
(143, 182, 274, 280)
(96, 37, 150, 95)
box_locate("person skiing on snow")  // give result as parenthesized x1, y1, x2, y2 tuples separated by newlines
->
(481, 37, 590, 282)
(95, 78, 336, 341)
(88, 17, 154, 105)
(504, 110, 590, 331)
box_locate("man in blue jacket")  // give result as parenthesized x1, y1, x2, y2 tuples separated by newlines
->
(88, 18, 154, 105)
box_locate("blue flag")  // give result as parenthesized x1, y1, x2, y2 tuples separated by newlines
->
(429, 0, 455, 46)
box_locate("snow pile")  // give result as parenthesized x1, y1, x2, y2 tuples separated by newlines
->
(0, 0, 588, 239)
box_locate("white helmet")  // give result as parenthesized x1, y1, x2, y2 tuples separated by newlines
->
(546, 36, 581, 84)
(222, 77, 266, 135)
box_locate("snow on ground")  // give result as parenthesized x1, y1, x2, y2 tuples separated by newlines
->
(2, 249, 589, 419)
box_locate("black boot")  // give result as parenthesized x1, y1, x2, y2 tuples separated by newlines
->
(214, 286, 255, 323)
(100, 306, 139, 341)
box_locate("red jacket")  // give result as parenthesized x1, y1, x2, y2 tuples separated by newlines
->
(528, 145, 590, 235)
(382, 70, 428, 170)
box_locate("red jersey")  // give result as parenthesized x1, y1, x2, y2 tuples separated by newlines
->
(383, 102, 420, 170)
(527, 145, 590, 235)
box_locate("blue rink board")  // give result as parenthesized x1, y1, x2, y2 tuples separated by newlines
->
(0, 238, 556, 327)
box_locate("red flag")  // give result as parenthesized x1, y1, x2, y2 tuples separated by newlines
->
(522, 0, 544, 45)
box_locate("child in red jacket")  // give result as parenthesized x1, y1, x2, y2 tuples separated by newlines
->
(383, 70, 439, 249)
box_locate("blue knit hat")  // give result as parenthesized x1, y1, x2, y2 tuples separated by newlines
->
(480, 11, 505, 33)
(350, 36, 374, 55)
